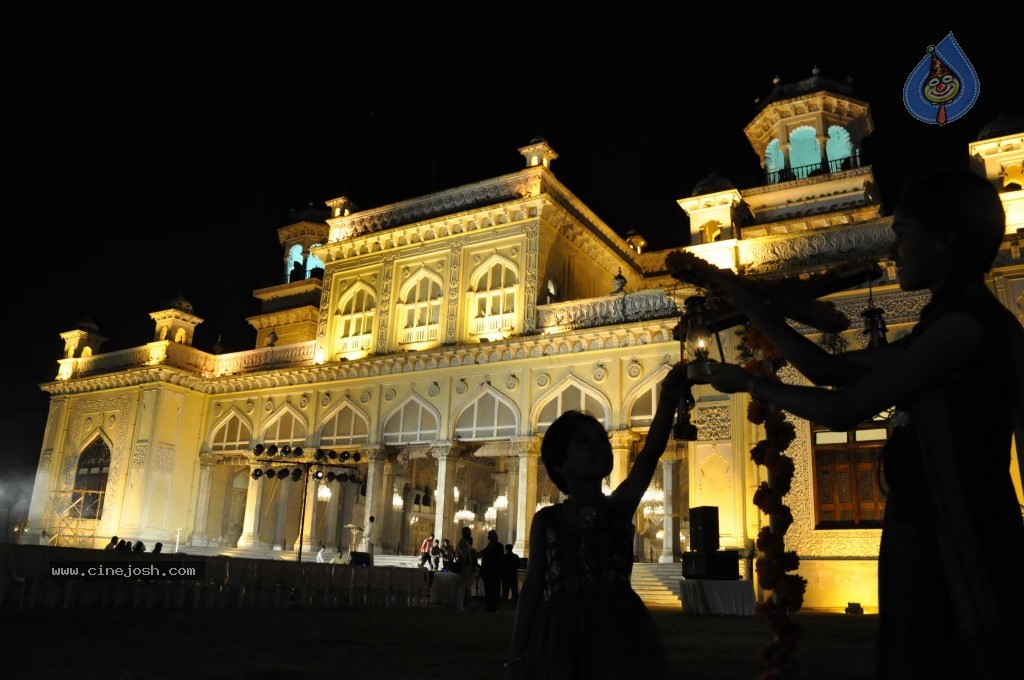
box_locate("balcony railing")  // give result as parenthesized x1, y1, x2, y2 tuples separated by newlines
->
(765, 152, 862, 185)
(336, 333, 373, 353)
(399, 324, 440, 345)
(471, 312, 516, 335)
(536, 288, 677, 333)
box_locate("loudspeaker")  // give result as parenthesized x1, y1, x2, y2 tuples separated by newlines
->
(349, 551, 372, 566)
(689, 506, 720, 553)
(682, 550, 740, 580)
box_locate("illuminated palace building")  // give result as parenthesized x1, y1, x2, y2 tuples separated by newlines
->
(29, 73, 1023, 609)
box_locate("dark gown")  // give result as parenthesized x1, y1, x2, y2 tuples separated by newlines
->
(876, 283, 1024, 679)
(523, 497, 668, 680)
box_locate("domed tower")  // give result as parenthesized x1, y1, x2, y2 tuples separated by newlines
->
(677, 171, 745, 245)
(247, 204, 331, 349)
(149, 295, 203, 345)
(738, 68, 882, 237)
(968, 114, 1024, 237)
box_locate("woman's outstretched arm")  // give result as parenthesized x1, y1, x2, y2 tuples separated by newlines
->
(701, 263, 898, 386)
(613, 363, 688, 512)
(708, 310, 984, 429)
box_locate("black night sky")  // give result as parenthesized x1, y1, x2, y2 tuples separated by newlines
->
(2, 11, 1017, 526)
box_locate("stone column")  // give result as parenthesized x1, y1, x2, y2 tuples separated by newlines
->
(660, 456, 681, 563)
(432, 442, 459, 541)
(295, 469, 318, 554)
(272, 477, 291, 550)
(190, 461, 216, 547)
(378, 461, 395, 552)
(236, 466, 264, 549)
(359, 446, 387, 553)
(322, 480, 340, 552)
(493, 471, 513, 545)
(779, 142, 791, 178)
(817, 133, 831, 173)
(392, 474, 409, 554)
(608, 429, 639, 491)
(512, 437, 541, 556)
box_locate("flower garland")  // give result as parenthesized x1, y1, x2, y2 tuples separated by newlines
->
(740, 324, 807, 680)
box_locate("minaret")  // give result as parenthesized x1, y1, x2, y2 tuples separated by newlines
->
(518, 138, 558, 169)
(969, 114, 1024, 236)
(59, 320, 105, 359)
(744, 67, 873, 185)
(149, 295, 203, 345)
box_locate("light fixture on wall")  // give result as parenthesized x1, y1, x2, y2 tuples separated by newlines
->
(392, 493, 405, 510)
(493, 494, 508, 510)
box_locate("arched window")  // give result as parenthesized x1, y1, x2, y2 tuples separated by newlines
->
(535, 382, 608, 433)
(826, 125, 853, 169)
(73, 437, 110, 519)
(320, 404, 370, 447)
(211, 412, 252, 452)
(629, 379, 665, 428)
(263, 410, 306, 447)
(788, 127, 821, 178)
(470, 259, 518, 337)
(335, 284, 376, 354)
(399, 272, 443, 344)
(765, 138, 788, 182)
(306, 248, 325, 278)
(455, 389, 518, 439)
(382, 397, 440, 444)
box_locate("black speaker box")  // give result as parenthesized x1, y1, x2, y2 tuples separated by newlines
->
(349, 551, 372, 566)
(682, 549, 740, 580)
(689, 506, 720, 553)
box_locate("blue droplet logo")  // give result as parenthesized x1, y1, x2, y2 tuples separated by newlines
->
(903, 32, 980, 126)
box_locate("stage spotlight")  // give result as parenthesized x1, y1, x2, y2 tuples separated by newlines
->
(253, 444, 265, 456)
(340, 451, 350, 461)
(291, 468, 303, 482)
(264, 471, 276, 483)
(251, 469, 263, 480)
(293, 447, 304, 457)
(267, 444, 278, 457)
(351, 452, 361, 462)
(339, 473, 349, 483)
(327, 450, 337, 459)
(277, 468, 290, 479)
(313, 469, 324, 480)
(281, 445, 292, 457)
(314, 449, 325, 460)
(326, 471, 336, 482)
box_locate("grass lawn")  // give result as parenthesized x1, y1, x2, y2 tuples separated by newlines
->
(1, 601, 877, 679)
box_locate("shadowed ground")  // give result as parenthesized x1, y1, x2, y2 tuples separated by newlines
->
(1, 602, 877, 679)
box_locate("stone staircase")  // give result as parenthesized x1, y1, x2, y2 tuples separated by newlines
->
(630, 562, 683, 609)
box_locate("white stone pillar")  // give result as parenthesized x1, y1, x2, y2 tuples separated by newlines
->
(295, 469, 318, 554)
(272, 477, 291, 550)
(432, 442, 458, 541)
(660, 457, 680, 564)
(493, 471, 513, 545)
(190, 461, 216, 547)
(322, 480, 340, 551)
(236, 467, 264, 548)
(378, 461, 395, 552)
(359, 446, 387, 553)
(391, 474, 409, 554)
(512, 438, 541, 557)
(609, 429, 639, 491)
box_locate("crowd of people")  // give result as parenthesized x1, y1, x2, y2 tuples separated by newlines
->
(101, 536, 163, 553)
(418, 530, 522, 611)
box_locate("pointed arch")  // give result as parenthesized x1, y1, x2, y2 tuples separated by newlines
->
(452, 384, 520, 440)
(318, 398, 371, 448)
(381, 393, 441, 444)
(398, 269, 445, 345)
(468, 254, 519, 337)
(334, 281, 377, 354)
(261, 403, 308, 446)
(531, 374, 610, 434)
(788, 125, 821, 177)
(73, 432, 112, 519)
(624, 364, 672, 429)
(208, 407, 253, 452)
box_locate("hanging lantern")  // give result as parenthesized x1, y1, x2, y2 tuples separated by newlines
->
(861, 285, 889, 349)
(683, 296, 716, 383)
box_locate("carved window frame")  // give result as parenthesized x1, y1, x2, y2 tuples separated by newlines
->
(812, 416, 889, 529)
